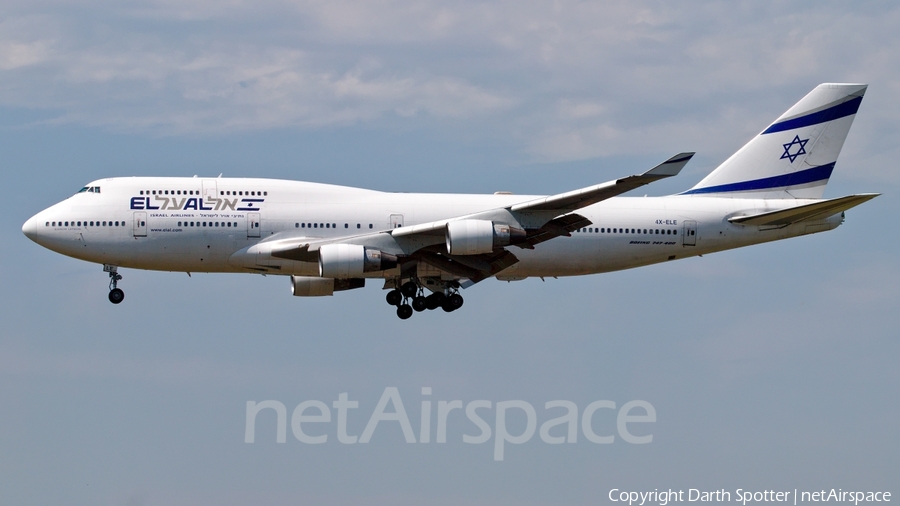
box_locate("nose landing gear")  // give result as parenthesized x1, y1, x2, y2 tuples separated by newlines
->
(104, 264, 124, 304)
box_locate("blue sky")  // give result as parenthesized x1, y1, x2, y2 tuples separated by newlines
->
(2, 1, 898, 504)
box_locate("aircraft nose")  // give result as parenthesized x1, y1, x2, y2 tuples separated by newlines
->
(22, 215, 38, 241)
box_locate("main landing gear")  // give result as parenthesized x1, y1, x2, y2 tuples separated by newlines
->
(104, 264, 124, 304)
(385, 280, 464, 319)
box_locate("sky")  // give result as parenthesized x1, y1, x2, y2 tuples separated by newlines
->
(1, 1, 898, 505)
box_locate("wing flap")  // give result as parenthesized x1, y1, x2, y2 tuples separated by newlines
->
(728, 194, 879, 226)
(415, 249, 519, 283)
(517, 213, 591, 249)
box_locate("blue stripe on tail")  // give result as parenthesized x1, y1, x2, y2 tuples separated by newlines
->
(681, 163, 835, 195)
(762, 97, 862, 134)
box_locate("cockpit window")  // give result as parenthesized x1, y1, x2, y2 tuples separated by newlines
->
(77, 186, 101, 194)
(78, 187, 89, 193)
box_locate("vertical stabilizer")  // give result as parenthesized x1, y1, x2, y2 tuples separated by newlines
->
(683, 83, 866, 199)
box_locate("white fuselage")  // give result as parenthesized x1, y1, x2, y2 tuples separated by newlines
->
(22, 176, 841, 280)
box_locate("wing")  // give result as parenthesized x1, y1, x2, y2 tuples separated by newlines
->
(233, 153, 692, 281)
(509, 152, 693, 212)
(390, 152, 693, 239)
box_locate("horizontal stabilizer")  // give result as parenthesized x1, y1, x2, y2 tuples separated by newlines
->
(728, 193, 879, 226)
(510, 152, 693, 213)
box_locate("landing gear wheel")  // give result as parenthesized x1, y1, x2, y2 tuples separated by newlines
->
(425, 292, 445, 310)
(396, 304, 413, 320)
(108, 288, 125, 304)
(104, 265, 124, 305)
(448, 293, 464, 311)
(400, 281, 418, 298)
(386, 289, 402, 306)
(412, 296, 427, 312)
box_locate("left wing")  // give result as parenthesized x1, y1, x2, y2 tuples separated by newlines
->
(390, 152, 693, 239)
(234, 153, 692, 280)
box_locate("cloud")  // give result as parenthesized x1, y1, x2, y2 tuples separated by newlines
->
(0, 0, 898, 171)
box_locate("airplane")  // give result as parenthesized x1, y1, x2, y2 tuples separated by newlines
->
(22, 83, 878, 319)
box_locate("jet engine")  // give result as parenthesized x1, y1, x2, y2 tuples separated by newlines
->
(290, 276, 365, 296)
(445, 220, 526, 255)
(318, 244, 398, 278)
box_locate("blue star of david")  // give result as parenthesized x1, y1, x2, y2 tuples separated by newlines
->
(780, 135, 809, 163)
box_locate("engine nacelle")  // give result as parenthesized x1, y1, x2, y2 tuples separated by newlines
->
(445, 220, 526, 255)
(290, 276, 365, 296)
(318, 244, 398, 278)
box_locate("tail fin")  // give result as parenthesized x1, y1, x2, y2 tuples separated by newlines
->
(683, 83, 867, 199)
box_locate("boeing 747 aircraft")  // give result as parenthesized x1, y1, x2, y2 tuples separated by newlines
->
(22, 83, 878, 319)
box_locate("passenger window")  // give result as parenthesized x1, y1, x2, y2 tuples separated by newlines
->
(369, 224, 373, 229)
(264, 192, 268, 196)
(357, 224, 361, 229)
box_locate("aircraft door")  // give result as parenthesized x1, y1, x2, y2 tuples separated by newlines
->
(390, 214, 404, 229)
(247, 212, 261, 238)
(202, 179, 218, 205)
(133, 212, 147, 237)
(683, 220, 697, 246)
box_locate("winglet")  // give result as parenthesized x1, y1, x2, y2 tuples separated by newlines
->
(643, 152, 694, 178)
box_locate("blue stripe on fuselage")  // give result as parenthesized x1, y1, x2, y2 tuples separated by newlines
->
(681, 163, 835, 195)
(762, 96, 862, 134)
